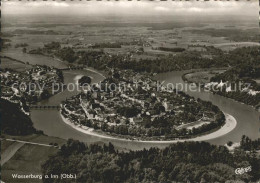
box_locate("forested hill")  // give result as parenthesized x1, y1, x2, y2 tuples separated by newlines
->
(211, 65, 260, 83)
(211, 46, 260, 83)
(208, 47, 260, 108)
(42, 138, 260, 183)
(0, 99, 38, 135)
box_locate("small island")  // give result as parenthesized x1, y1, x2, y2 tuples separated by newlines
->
(78, 75, 92, 86)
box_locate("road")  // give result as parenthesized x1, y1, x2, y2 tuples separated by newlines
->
(0, 138, 59, 147)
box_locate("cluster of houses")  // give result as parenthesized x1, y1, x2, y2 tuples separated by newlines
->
(60, 69, 213, 133)
(1, 66, 63, 105)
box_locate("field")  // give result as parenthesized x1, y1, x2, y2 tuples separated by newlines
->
(1, 57, 33, 72)
(3, 18, 260, 66)
(2, 145, 57, 183)
(1, 134, 66, 183)
(1, 140, 15, 152)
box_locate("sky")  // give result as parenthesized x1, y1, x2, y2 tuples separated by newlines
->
(2, 0, 258, 17)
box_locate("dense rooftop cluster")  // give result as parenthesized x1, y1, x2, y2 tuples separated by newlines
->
(1, 65, 64, 113)
(61, 69, 225, 140)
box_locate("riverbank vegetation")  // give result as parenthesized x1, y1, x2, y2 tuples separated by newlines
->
(90, 42, 122, 49)
(154, 47, 186, 53)
(184, 71, 260, 109)
(0, 99, 39, 135)
(42, 137, 260, 183)
(29, 43, 221, 72)
(209, 48, 260, 108)
(241, 135, 260, 151)
(182, 47, 260, 109)
(14, 43, 28, 48)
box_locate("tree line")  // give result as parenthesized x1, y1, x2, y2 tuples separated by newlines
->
(41, 136, 260, 183)
(0, 99, 43, 136)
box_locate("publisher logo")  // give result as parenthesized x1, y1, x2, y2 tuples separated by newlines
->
(235, 166, 252, 175)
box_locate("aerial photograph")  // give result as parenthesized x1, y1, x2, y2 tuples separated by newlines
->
(1, 1, 260, 183)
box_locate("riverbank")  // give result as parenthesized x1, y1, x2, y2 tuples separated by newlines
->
(22, 53, 258, 147)
(181, 68, 227, 84)
(182, 70, 260, 111)
(60, 112, 237, 144)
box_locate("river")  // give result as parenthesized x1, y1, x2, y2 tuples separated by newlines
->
(3, 49, 260, 150)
